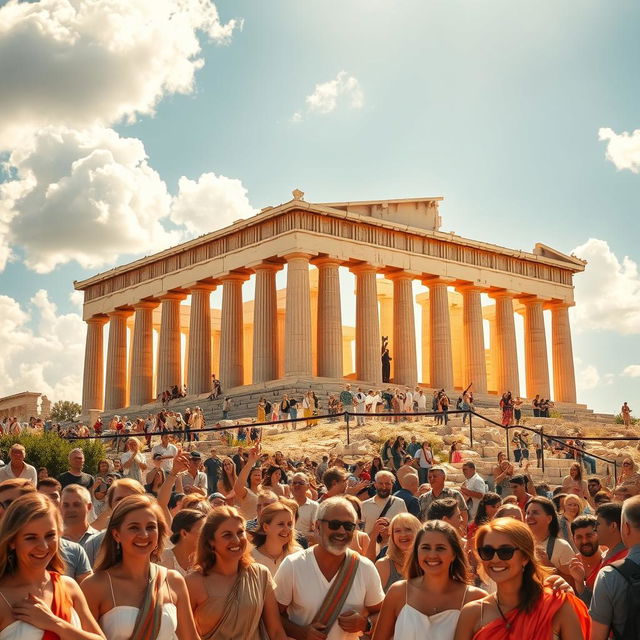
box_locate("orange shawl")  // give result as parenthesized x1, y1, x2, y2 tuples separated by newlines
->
(473, 589, 591, 640)
(43, 572, 74, 640)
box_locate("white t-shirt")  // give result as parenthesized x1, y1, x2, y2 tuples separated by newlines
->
(0, 463, 38, 486)
(180, 470, 208, 492)
(295, 498, 319, 535)
(540, 536, 575, 570)
(275, 548, 384, 640)
(462, 472, 487, 519)
(360, 495, 407, 536)
(151, 443, 178, 472)
(416, 393, 427, 410)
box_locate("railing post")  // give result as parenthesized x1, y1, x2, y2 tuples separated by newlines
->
(613, 461, 618, 486)
(345, 411, 351, 445)
(540, 426, 545, 473)
(469, 411, 473, 448)
(505, 427, 511, 462)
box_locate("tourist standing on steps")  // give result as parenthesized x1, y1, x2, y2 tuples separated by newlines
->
(513, 396, 524, 425)
(354, 387, 366, 426)
(500, 392, 514, 427)
(621, 401, 632, 426)
(222, 396, 231, 419)
(382, 348, 392, 383)
(340, 384, 354, 419)
(532, 393, 541, 417)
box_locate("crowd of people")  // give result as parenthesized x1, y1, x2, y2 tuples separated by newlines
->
(0, 414, 639, 640)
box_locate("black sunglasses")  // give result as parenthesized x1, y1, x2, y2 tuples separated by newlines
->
(319, 519, 356, 532)
(477, 545, 518, 561)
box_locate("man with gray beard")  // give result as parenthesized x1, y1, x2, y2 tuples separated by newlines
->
(275, 496, 384, 640)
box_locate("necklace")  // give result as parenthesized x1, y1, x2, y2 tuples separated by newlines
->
(494, 595, 518, 631)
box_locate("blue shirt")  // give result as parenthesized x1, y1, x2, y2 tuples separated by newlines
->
(393, 489, 420, 518)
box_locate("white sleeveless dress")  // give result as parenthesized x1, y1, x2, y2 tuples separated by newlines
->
(0, 592, 81, 640)
(393, 583, 469, 640)
(99, 571, 178, 640)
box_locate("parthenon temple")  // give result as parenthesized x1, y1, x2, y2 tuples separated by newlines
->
(75, 192, 585, 415)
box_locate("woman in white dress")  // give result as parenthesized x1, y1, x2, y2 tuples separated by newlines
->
(82, 494, 199, 640)
(160, 509, 207, 577)
(0, 493, 103, 640)
(372, 520, 486, 640)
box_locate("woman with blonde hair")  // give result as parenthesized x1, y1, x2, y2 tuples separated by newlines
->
(185, 506, 288, 640)
(0, 493, 103, 639)
(250, 503, 300, 576)
(557, 493, 584, 551)
(120, 438, 147, 484)
(82, 494, 199, 640)
(615, 456, 640, 494)
(454, 518, 591, 639)
(375, 512, 421, 592)
(373, 520, 486, 640)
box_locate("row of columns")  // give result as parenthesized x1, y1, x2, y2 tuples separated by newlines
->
(82, 256, 577, 413)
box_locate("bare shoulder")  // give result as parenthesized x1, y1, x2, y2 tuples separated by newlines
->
(464, 585, 489, 603)
(384, 580, 407, 605)
(375, 556, 389, 570)
(61, 574, 83, 597)
(79, 570, 109, 595)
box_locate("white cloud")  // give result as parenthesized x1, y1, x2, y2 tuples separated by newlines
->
(294, 71, 364, 120)
(170, 172, 257, 235)
(1, 126, 182, 273)
(598, 127, 640, 173)
(0, 0, 239, 149)
(0, 290, 85, 403)
(572, 238, 640, 334)
(575, 359, 600, 391)
(622, 365, 640, 378)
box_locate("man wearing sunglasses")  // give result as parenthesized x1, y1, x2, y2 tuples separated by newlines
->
(275, 496, 384, 639)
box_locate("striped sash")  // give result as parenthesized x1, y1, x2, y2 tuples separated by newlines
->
(130, 563, 164, 640)
(313, 550, 360, 632)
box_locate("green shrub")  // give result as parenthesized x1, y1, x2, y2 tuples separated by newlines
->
(0, 433, 106, 478)
(614, 413, 638, 425)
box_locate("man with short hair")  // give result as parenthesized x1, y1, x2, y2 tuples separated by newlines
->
(394, 473, 420, 519)
(61, 484, 98, 547)
(291, 472, 319, 544)
(353, 387, 366, 427)
(37, 477, 62, 508)
(361, 471, 407, 536)
(179, 451, 208, 495)
(567, 515, 602, 605)
(588, 477, 603, 500)
(0, 444, 38, 485)
(407, 435, 420, 457)
(418, 467, 468, 530)
(321, 468, 348, 501)
(427, 497, 464, 533)
(275, 496, 384, 640)
(316, 455, 329, 484)
(590, 495, 640, 640)
(58, 448, 94, 490)
(151, 433, 178, 473)
(509, 474, 533, 513)
(203, 447, 222, 495)
(459, 461, 486, 520)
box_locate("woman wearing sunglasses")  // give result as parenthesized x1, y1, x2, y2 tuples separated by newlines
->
(454, 517, 591, 640)
(373, 520, 486, 640)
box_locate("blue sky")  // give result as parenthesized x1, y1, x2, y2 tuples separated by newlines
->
(0, 0, 638, 413)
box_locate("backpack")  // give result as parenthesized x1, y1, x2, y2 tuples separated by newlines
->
(612, 557, 640, 640)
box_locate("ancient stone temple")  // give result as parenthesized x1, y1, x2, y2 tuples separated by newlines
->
(74, 192, 585, 415)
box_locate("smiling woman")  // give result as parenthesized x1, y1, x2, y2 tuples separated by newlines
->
(80, 494, 199, 640)
(0, 493, 103, 640)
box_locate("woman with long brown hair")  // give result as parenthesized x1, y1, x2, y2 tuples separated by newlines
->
(373, 520, 486, 640)
(185, 506, 288, 640)
(0, 493, 103, 639)
(217, 458, 237, 501)
(81, 494, 199, 640)
(454, 517, 591, 639)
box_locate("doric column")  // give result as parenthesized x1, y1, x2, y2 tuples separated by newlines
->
(156, 292, 186, 396)
(314, 257, 344, 378)
(105, 309, 132, 410)
(550, 302, 577, 403)
(284, 253, 313, 377)
(252, 264, 281, 383)
(219, 273, 248, 388)
(424, 277, 454, 390)
(457, 285, 488, 393)
(416, 293, 430, 384)
(129, 301, 158, 406)
(188, 285, 215, 395)
(490, 290, 520, 396)
(522, 297, 550, 399)
(389, 272, 417, 387)
(82, 316, 108, 412)
(351, 264, 381, 383)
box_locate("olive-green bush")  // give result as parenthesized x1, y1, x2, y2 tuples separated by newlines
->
(0, 432, 105, 477)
